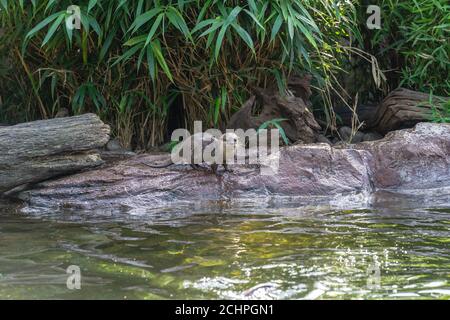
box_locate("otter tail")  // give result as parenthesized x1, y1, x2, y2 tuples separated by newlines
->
(139, 160, 173, 168)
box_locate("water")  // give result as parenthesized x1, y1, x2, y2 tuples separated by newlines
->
(0, 195, 449, 300)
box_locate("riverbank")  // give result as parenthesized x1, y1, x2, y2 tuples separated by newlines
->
(1, 115, 448, 212)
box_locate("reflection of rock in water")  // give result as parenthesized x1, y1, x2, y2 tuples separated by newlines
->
(372, 188, 450, 210)
(242, 282, 280, 299)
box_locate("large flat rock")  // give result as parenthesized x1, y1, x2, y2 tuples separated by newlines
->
(352, 122, 450, 189)
(16, 123, 450, 211)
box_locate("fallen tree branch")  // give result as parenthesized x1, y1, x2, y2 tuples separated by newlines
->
(0, 113, 110, 193)
(369, 88, 449, 133)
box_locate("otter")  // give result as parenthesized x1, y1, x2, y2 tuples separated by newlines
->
(139, 132, 242, 174)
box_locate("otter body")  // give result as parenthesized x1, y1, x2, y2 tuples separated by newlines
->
(140, 132, 241, 174)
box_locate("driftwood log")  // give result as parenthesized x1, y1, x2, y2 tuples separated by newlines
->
(227, 75, 321, 144)
(0, 113, 110, 194)
(369, 88, 449, 134)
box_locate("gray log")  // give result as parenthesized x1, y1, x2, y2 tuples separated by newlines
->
(0, 113, 110, 193)
(369, 88, 449, 133)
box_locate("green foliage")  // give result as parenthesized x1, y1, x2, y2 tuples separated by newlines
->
(0, 0, 358, 148)
(369, 0, 449, 96)
(6, 1, 448, 145)
(430, 99, 450, 123)
(166, 140, 180, 152)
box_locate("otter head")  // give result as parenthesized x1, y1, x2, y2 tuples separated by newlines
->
(222, 132, 240, 145)
(220, 132, 243, 162)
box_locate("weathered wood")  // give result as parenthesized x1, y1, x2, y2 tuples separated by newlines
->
(369, 88, 449, 134)
(0, 113, 110, 193)
(227, 77, 321, 144)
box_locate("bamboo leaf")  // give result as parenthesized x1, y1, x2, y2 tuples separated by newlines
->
(145, 13, 163, 47)
(26, 11, 65, 39)
(271, 14, 283, 41)
(151, 40, 173, 82)
(231, 23, 254, 53)
(88, 0, 97, 13)
(130, 8, 161, 34)
(42, 14, 65, 47)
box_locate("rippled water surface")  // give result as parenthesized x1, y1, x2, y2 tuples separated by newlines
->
(0, 194, 449, 299)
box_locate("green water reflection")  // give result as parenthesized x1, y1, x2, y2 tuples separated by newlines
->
(0, 201, 449, 299)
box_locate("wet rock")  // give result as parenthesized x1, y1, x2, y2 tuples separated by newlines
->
(106, 138, 125, 151)
(316, 134, 332, 145)
(362, 132, 383, 142)
(101, 138, 136, 163)
(351, 131, 365, 143)
(98, 150, 136, 163)
(17, 145, 373, 209)
(338, 126, 352, 141)
(352, 122, 450, 189)
(338, 126, 364, 143)
(14, 122, 450, 211)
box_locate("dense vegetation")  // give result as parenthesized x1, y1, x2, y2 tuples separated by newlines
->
(369, 0, 449, 96)
(0, 1, 448, 149)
